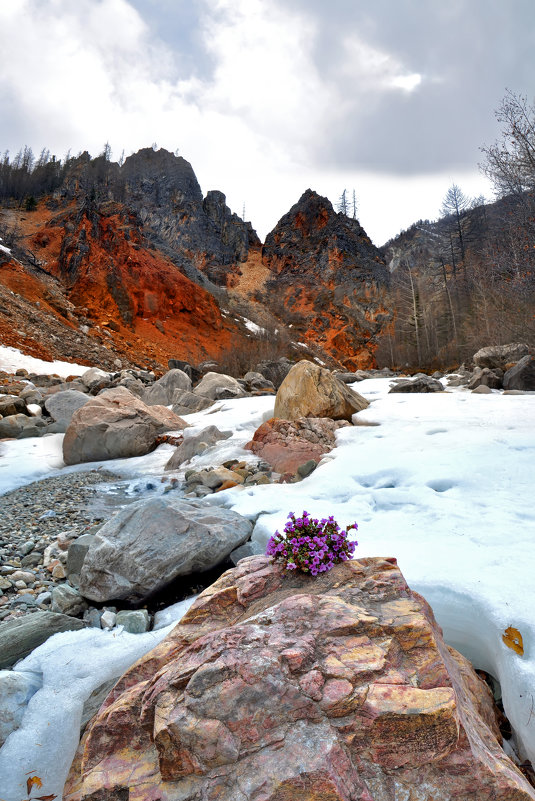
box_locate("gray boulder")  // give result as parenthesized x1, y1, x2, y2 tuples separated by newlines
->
(171, 388, 214, 416)
(165, 425, 232, 470)
(66, 533, 97, 580)
(194, 371, 246, 400)
(467, 367, 503, 390)
(242, 372, 276, 392)
(0, 611, 87, 669)
(44, 388, 90, 424)
(503, 355, 535, 391)
(473, 343, 530, 370)
(141, 369, 192, 406)
(62, 386, 187, 465)
(168, 359, 201, 383)
(0, 414, 46, 439)
(116, 609, 150, 633)
(389, 376, 443, 393)
(79, 367, 113, 393)
(79, 497, 253, 603)
(255, 357, 294, 389)
(50, 584, 87, 616)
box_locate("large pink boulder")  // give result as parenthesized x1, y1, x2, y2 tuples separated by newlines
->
(63, 386, 187, 465)
(245, 416, 350, 474)
(65, 557, 535, 801)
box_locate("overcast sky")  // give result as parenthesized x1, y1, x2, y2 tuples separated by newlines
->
(1, 0, 534, 244)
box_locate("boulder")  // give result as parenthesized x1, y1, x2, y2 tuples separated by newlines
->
(0, 413, 46, 439)
(44, 388, 91, 424)
(79, 497, 253, 603)
(65, 557, 535, 801)
(467, 367, 503, 390)
(245, 416, 350, 474)
(274, 360, 369, 421)
(242, 371, 276, 392)
(171, 388, 214, 416)
(141, 368, 192, 406)
(0, 611, 87, 669)
(0, 395, 26, 417)
(79, 367, 112, 393)
(255, 357, 294, 389)
(50, 584, 87, 617)
(389, 375, 444, 393)
(165, 425, 232, 470)
(193, 372, 246, 400)
(62, 387, 187, 465)
(503, 355, 535, 391)
(116, 609, 150, 634)
(168, 359, 202, 383)
(473, 343, 530, 370)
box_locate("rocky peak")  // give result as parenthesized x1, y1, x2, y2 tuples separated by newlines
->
(122, 147, 203, 207)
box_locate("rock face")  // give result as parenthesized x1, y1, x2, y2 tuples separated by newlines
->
(63, 386, 187, 465)
(473, 343, 530, 370)
(65, 557, 535, 801)
(245, 417, 350, 474)
(262, 190, 392, 369)
(274, 360, 369, 421)
(79, 497, 253, 602)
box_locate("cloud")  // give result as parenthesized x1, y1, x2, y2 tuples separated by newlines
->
(0, 0, 530, 243)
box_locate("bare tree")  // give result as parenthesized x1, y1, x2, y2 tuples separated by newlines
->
(480, 90, 535, 196)
(337, 189, 348, 215)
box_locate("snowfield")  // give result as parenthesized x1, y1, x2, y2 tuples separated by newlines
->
(0, 370, 534, 799)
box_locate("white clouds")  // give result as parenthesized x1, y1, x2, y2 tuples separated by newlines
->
(0, 0, 522, 244)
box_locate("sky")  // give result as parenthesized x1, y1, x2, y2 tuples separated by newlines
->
(1, 0, 535, 244)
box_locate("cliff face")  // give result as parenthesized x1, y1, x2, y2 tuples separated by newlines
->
(261, 190, 392, 369)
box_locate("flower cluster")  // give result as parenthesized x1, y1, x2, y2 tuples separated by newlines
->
(266, 511, 357, 575)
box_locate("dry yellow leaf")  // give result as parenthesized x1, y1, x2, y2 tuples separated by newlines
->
(502, 626, 524, 655)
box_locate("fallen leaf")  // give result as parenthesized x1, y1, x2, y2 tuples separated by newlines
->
(35, 795, 57, 800)
(27, 776, 43, 794)
(502, 626, 524, 655)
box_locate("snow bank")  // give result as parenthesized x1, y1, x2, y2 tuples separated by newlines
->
(0, 345, 93, 377)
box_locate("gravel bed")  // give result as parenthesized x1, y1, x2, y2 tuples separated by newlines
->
(0, 470, 122, 622)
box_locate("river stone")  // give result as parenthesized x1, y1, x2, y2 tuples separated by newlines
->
(116, 609, 150, 633)
(62, 386, 187, 465)
(44, 389, 90, 424)
(503, 355, 535, 391)
(171, 388, 214, 416)
(389, 375, 444, 393)
(0, 611, 87, 669)
(274, 360, 369, 421)
(79, 497, 253, 603)
(50, 584, 88, 617)
(141, 369, 192, 406)
(193, 372, 246, 400)
(0, 395, 26, 417)
(165, 425, 232, 470)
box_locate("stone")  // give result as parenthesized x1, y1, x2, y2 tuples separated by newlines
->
(472, 385, 492, 394)
(66, 533, 97, 578)
(193, 371, 247, 400)
(171, 388, 214, 416)
(473, 343, 530, 370)
(389, 375, 444, 393)
(141, 368, 192, 406)
(297, 458, 318, 478)
(65, 557, 535, 801)
(0, 611, 87, 669)
(100, 610, 117, 629)
(116, 609, 150, 633)
(468, 367, 503, 390)
(0, 414, 33, 438)
(79, 497, 253, 603)
(245, 417, 350, 474)
(274, 360, 369, 421)
(79, 367, 112, 392)
(229, 540, 264, 565)
(50, 584, 87, 616)
(44, 389, 90, 424)
(165, 426, 232, 470)
(0, 670, 42, 747)
(168, 359, 202, 383)
(0, 395, 26, 417)
(242, 371, 276, 392)
(62, 386, 187, 465)
(503, 355, 535, 391)
(254, 357, 294, 389)
(80, 678, 117, 732)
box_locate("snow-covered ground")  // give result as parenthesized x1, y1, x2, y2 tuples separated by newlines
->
(1, 368, 535, 799)
(0, 345, 93, 378)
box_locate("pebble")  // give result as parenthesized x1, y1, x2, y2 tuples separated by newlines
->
(0, 470, 119, 623)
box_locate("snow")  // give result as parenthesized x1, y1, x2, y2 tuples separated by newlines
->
(1, 362, 535, 797)
(0, 345, 94, 377)
(240, 315, 266, 335)
(0, 243, 11, 255)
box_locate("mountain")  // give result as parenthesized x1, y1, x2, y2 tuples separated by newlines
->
(0, 148, 392, 372)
